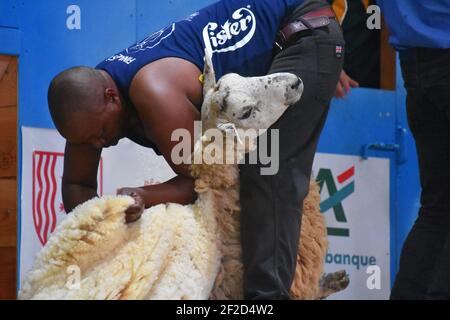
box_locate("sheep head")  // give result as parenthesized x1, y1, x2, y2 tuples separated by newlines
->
(201, 51, 304, 135)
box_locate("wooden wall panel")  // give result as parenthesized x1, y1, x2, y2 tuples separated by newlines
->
(0, 56, 17, 108)
(0, 247, 17, 300)
(0, 179, 17, 247)
(0, 55, 18, 300)
(0, 106, 17, 178)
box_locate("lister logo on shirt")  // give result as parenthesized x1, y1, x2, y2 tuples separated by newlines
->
(203, 6, 256, 55)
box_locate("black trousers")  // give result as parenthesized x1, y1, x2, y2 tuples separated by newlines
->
(239, 2, 344, 299)
(390, 48, 450, 300)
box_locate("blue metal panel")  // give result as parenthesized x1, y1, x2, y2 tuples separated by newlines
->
(0, 27, 20, 55)
(318, 88, 397, 157)
(0, 0, 19, 28)
(136, 0, 215, 40)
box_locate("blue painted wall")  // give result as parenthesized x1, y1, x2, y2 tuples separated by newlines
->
(0, 0, 421, 290)
(0, 0, 19, 55)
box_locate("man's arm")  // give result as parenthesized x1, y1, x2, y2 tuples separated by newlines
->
(118, 175, 196, 208)
(126, 57, 203, 207)
(62, 141, 102, 213)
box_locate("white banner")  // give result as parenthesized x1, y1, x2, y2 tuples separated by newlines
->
(20, 128, 391, 299)
(312, 153, 391, 300)
(19, 127, 176, 284)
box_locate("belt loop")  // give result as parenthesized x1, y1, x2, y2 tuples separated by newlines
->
(297, 17, 317, 35)
(274, 30, 287, 54)
(278, 30, 287, 44)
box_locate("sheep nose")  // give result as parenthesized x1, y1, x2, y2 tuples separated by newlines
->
(291, 77, 303, 90)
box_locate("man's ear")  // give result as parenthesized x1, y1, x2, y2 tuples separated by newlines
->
(203, 49, 216, 96)
(104, 87, 118, 103)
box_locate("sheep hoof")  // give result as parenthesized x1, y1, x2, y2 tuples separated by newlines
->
(317, 270, 350, 299)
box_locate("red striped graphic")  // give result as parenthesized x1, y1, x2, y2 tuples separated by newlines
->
(32, 151, 103, 245)
(337, 166, 355, 184)
(33, 154, 44, 243)
(43, 155, 51, 244)
(50, 155, 57, 233)
(33, 152, 61, 245)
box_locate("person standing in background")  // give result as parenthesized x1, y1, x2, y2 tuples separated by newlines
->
(377, 0, 450, 299)
(328, 0, 381, 95)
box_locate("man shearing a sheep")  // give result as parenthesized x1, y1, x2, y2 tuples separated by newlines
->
(47, 0, 344, 299)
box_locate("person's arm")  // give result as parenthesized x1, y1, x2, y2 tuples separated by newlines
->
(118, 175, 196, 208)
(120, 58, 202, 215)
(117, 175, 196, 223)
(62, 141, 102, 213)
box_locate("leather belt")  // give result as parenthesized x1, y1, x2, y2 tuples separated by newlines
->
(275, 6, 336, 52)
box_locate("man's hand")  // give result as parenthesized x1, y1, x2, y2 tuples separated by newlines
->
(334, 70, 359, 99)
(116, 187, 145, 223)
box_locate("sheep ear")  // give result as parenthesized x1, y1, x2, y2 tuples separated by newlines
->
(203, 49, 216, 96)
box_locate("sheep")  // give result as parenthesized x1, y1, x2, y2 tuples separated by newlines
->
(196, 54, 349, 300)
(19, 54, 348, 300)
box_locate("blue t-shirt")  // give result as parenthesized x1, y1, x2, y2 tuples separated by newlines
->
(377, 0, 450, 50)
(96, 0, 303, 102)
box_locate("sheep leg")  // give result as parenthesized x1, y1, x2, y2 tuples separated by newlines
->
(316, 270, 350, 299)
(290, 181, 328, 299)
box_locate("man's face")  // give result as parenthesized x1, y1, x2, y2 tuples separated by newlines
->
(62, 102, 124, 149)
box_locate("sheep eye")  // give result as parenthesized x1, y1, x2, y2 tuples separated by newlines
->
(239, 108, 253, 120)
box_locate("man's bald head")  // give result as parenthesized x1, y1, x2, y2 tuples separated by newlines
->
(48, 66, 107, 134)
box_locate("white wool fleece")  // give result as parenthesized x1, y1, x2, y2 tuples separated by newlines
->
(19, 196, 221, 300)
